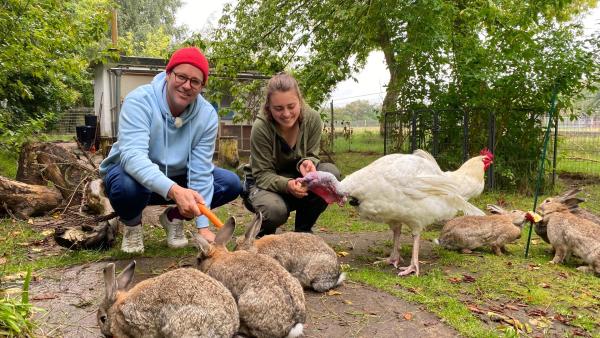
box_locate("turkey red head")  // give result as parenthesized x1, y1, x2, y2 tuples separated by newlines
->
(480, 148, 494, 171)
(296, 171, 347, 206)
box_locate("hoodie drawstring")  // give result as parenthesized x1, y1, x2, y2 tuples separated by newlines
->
(164, 113, 169, 177)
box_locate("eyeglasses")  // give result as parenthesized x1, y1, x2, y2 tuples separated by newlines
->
(171, 71, 204, 89)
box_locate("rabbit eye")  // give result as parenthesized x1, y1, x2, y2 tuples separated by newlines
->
(100, 314, 107, 323)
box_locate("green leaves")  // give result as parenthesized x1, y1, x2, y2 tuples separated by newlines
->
(0, 267, 38, 336)
(0, 0, 112, 151)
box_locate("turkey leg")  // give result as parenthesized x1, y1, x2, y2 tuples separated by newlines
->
(375, 223, 403, 267)
(398, 234, 420, 276)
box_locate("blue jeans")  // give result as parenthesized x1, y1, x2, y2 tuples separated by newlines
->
(103, 164, 242, 226)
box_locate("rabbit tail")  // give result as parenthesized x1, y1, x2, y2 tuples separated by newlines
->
(312, 271, 346, 292)
(287, 323, 304, 338)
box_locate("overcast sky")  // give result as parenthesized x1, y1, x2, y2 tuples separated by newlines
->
(176, 1, 599, 106)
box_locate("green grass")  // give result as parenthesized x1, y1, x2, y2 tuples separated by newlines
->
(332, 130, 384, 154)
(0, 267, 38, 337)
(0, 149, 17, 179)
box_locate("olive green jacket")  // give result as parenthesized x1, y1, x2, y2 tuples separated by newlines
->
(244, 107, 322, 194)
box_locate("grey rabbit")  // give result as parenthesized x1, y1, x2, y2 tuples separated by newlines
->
(436, 205, 534, 255)
(98, 261, 239, 337)
(539, 196, 600, 275)
(192, 215, 306, 338)
(234, 212, 345, 292)
(535, 188, 599, 243)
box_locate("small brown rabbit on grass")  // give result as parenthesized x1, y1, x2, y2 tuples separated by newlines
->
(539, 196, 600, 275)
(535, 188, 600, 243)
(436, 205, 535, 255)
(97, 261, 239, 338)
(193, 216, 306, 338)
(234, 212, 345, 292)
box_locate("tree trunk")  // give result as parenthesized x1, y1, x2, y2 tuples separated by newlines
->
(0, 176, 63, 219)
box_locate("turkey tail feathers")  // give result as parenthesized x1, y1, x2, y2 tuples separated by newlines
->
(461, 201, 486, 216)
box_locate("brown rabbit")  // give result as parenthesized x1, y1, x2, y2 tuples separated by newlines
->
(436, 205, 533, 255)
(535, 188, 599, 243)
(192, 216, 306, 338)
(539, 197, 600, 275)
(97, 261, 239, 337)
(235, 212, 345, 292)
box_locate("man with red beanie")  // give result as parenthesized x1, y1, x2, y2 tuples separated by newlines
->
(99, 47, 241, 253)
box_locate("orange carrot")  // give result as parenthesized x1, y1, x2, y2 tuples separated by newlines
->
(197, 203, 224, 228)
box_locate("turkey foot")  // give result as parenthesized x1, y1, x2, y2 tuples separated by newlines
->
(374, 256, 404, 268)
(397, 263, 419, 276)
(397, 234, 420, 276)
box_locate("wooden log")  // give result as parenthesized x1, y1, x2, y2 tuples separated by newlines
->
(16, 141, 97, 201)
(0, 176, 63, 219)
(218, 136, 240, 168)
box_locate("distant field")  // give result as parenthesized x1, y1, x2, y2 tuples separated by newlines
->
(330, 128, 600, 177)
(554, 132, 600, 176)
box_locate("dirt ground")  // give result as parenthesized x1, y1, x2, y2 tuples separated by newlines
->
(27, 203, 461, 338)
(25, 191, 600, 338)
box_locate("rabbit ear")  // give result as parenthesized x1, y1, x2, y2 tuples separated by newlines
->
(214, 217, 235, 246)
(192, 232, 212, 255)
(103, 263, 118, 303)
(486, 204, 506, 214)
(561, 197, 585, 210)
(560, 188, 582, 199)
(116, 261, 136, 291)
(244, 212, 263, 243)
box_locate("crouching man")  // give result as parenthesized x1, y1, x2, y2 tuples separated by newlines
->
(99, 47, 241, 253)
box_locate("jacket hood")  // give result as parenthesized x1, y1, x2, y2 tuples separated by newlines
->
(151, 72, 198, 127)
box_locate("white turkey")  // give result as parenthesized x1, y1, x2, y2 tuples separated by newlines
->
(296, 149, 493, 276)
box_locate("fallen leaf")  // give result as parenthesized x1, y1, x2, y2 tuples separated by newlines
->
(30, 248, 43, 253)
(467, 304, 485, 314)
(31, 293, 57, 301)
(27, 219, 34, 224)
(41, 229, 54, 237)
(487, 311, 507, 322)
(327, 290, 342, 296)
(403, 312, 413, 320)
(558, 272, 569, 279)
(0, 257, 6, 265)
(343, 299, 353, 305)
(538, 283, 551, 289)
(407, 287, 422, 294)
(462, 274, 476, 283)
(527, 264, 541, 271)
(448, 277, 462, 283)
(531, 239, 540, 245)
(527, 309, 548, 317)
(503, 304, 519, 311)
(571, 328, 589, 337)
(337, 251, 350, 257)
(554, 313, 572, 324)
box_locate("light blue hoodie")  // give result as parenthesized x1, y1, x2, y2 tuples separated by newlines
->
(99, 72, 217, 228)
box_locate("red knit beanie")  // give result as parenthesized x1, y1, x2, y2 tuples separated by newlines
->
(166, 47, 209, 83)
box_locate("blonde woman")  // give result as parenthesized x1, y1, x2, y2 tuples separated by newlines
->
(242, 72, 340, 237)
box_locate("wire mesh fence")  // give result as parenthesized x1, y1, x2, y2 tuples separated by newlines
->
(320, 108, 600, 190)
(46, 107, 94, 136)
(549, 111, 600, 177)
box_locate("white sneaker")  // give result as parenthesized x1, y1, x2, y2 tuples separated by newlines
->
(121, 224, 144, 253)
(159, 207, 188, 248)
